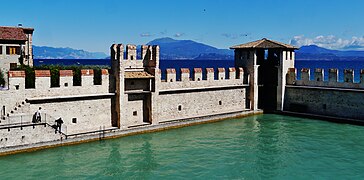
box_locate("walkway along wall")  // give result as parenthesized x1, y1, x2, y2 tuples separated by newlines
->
(284, 68, 364, 120)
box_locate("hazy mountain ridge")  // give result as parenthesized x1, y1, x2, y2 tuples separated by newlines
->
(33, 39, 364, 61)
(33, 46, 107, 59)
(296, 45, 364, 60)
(147, 37, 233, 60)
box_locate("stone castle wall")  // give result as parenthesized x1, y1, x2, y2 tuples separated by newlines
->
(0, 69, 113, 134)
(284, 68, 364, 120)
(153, 67, 248, 123)
(0, 124, 63, 148)
(111, 44, 249, 128)
(1, 43, 250, 151)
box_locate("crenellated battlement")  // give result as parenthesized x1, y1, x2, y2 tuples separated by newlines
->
(159, 67, 247, 91)
(6, 69, 110, 92)
(286, 68, 364, 89)
(110, 44, 159, 70)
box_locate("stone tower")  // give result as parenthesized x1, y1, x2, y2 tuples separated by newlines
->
(110, 44, 159, 129)
(230, 38, 297, 112)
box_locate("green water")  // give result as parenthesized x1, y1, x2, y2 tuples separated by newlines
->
(1, 114, 364, 179)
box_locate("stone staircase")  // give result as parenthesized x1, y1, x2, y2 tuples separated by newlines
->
(8, 100, 30, 116)
(0, 100, 31, 125)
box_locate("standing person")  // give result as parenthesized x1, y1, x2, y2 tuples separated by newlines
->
(55, 117, 64, 133)
(35, 107, 42, 122)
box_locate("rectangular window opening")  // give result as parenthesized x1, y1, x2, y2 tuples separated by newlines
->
(72, 118, 77, 123)
(10, 63, 17, 70)
(133, 111, 137, 116)
(323, 104, 327, 110)
(6, 46, 20, 55)
(178, 105, 182, 111)
(264, 49, 268, 60)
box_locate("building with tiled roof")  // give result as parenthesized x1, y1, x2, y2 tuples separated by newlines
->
(230, 38, 297, 49)
(230, 38, 297, 112)
(0, 25, 34, 86)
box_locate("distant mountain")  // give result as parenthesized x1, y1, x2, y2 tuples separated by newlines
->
(296, 45, 364, 61)
(36, 39, 364, 61)
(33, 46, 107, 59)
(147, 37, 233, 60)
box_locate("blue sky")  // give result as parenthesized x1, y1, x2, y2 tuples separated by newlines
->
(1, 0, 364, 53)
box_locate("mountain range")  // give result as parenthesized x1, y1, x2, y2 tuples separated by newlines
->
(33, 46, 107, 59)
(33, 38, 364, 61)
(295, 45, 364, 60)
(147, 38, 233, 60)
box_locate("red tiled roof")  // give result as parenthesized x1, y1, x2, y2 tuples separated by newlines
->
(59, 70, 73, 77)
(181, 68, 190, 73)
(101, 69, 109, 75)
(206, 68, 214, 73)
(81, 69, 94, 76)
(301, 68, 310, 73)
(230, 38, 297, 49)
(35, 70, 51, 77)
(194, 68, 202, 73)
(288, 68, 296, 72)
(229, 67, 236, 72)
(166, 69, 176, 74)
(0, 26, 33, 41)
(9, 71, 26, 78)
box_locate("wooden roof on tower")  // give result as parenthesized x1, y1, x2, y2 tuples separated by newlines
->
(230, 38, 297, 49)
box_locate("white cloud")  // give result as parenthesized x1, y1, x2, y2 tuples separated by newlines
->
(174, 33, 185, 37)
(290, 35, 364, 50)
(160, 30, 167, 35)
(221, 33, 250, 39)
(140, 33, 154, 37)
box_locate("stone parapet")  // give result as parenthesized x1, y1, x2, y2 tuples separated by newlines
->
(3, 69, 110, 92)
(286, 68, 364, 89)
(110, 43, 159, 70)
(194, 68, 203, 81)
(160, 67, 246, 90)
(35, 70, 51, 88)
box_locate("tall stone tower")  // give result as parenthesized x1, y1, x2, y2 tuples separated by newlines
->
(110, 44, 159, 129)
(230, 38, 297, 112)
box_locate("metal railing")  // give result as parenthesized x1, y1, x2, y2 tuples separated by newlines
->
(43, 113, 68, 136)
(0, 113, 120, 140)
(0, 113, 67, 135)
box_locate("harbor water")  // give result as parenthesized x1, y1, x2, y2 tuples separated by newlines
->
(1, 114, 364, 179)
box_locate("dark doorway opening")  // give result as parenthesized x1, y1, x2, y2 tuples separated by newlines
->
(257, 49, 280, 112)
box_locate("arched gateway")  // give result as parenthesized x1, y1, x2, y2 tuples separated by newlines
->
(230, 38, 298, 112)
